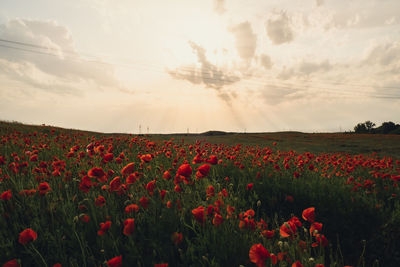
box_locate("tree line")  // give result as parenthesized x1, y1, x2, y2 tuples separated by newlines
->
(354, 121, 400, 134)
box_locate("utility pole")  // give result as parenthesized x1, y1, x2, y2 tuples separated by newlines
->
(139, 124, 141, 135)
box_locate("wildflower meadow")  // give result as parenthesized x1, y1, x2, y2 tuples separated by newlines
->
(1, 122, 400, 267)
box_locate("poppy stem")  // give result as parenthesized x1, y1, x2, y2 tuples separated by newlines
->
(30, 244, 48, 267)
(74, 230, 87, 267)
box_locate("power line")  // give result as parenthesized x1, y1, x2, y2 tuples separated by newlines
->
(1, 37, 399, 91)
(1, 38, 400, 99)
(2, 37, 399, 91)
(0, 43, 61, 57)
(0, 38, 62, 51)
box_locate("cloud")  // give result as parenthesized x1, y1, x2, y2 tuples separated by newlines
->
(265, 12, 294, 45)
(361, 41, 400, 96)
(277, 67, 296, 80)
(213, 0, 226, 15)
(229, 21, 257, 61)
(363, 41, 400, 67)
(315, 0, 324, 7)
(0, 18, 123, 94)
(259, 54, 273, 69)
(260, 83, 304, 105)
(298, 60, 332, 75)
(322, 2, 400, 30)
(168, 41, 240, 92)
(278, 59, 332, 80)
(0, 59, 82, 95)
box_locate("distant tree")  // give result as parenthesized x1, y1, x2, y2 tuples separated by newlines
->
(354, 121, 376, 133)
(390, 125, 400, 134)
(376, 121, 397, 134)
(354, 123, 367, 133)
(364, 121, 376, 132)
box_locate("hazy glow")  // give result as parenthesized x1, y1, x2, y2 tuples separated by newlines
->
(0, 0, 399, 133)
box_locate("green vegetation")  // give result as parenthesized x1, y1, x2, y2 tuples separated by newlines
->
(354, 121, 400, 134)
(0, 121, 400, 267)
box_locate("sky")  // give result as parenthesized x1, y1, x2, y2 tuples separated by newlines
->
(0, 0, 399, 133)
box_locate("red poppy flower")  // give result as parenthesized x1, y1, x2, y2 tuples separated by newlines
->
(163, 171, 172, 180)
(97, 221, 112, 236)
(1, 189, 12, 201)
(125, 204, 140, 213)
(177, 164, 192, 177)
(79, 176, 92, 193)
(226, 205, 235, 218)
(197, 164, 210, 176)
(171, 232, 183, 245)
(123, 218, 135, 236)
(310, 222, 323, 235)
(0, 155, 5, 165)
(174, 184, 183, 193)
(313, 234, 328, 247)
(270, 254, 277, 265)
(207, 205, 215, 217)
(290, 216, 302, 227)
(278, 252, 287, 261)
(109, 177, 121, 191)
(79, 214, 90, 223)
(160, 189, 166, 200)
(285, 195, 294, 203)
(18, 228, 37, 245)
(192, 206, 205, 223)
(107, 255, 122, 267)
(19, 189, 37, 197)
(207, 155, 218, 165)
(206, 185, 215, 198)
(154, 264, 168, 267)
(246, 183, 253, 190)
(244, 209, 255, 218)
(121, 163, 135, 176)
(298, 240, 307, 250)
(292, 261, 303, 267)
(2, 259, 20, 267)
(88, 167, 107, 183)
(126, 173, 138, 184)
(29, 154, 38, 162)
(140, 154, 152, 163)
(221, 188, 228, 197)
(38, 182, 51, 196)
(302, 207, 315, 223)
(261, 230, 275, 239)
(103, 153, 114, 163)
(95, 195, 106, 207)
(146, 180, 156, 195)
(213, 213, 224, 226)
(139, 196, 149, 209)
(280, 221, 297, 238)
(249, 243, 270, 267)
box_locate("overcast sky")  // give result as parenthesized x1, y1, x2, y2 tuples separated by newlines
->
(0, 0, 399, 133)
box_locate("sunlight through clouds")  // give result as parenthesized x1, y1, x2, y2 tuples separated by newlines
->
(0, 0, 399, 133)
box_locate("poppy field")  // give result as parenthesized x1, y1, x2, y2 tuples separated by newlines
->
(1, 122, 400, 267)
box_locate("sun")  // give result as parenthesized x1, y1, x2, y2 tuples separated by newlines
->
(162, 6, 235, 68)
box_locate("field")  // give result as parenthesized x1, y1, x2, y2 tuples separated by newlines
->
(1, 121, 400, 267)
